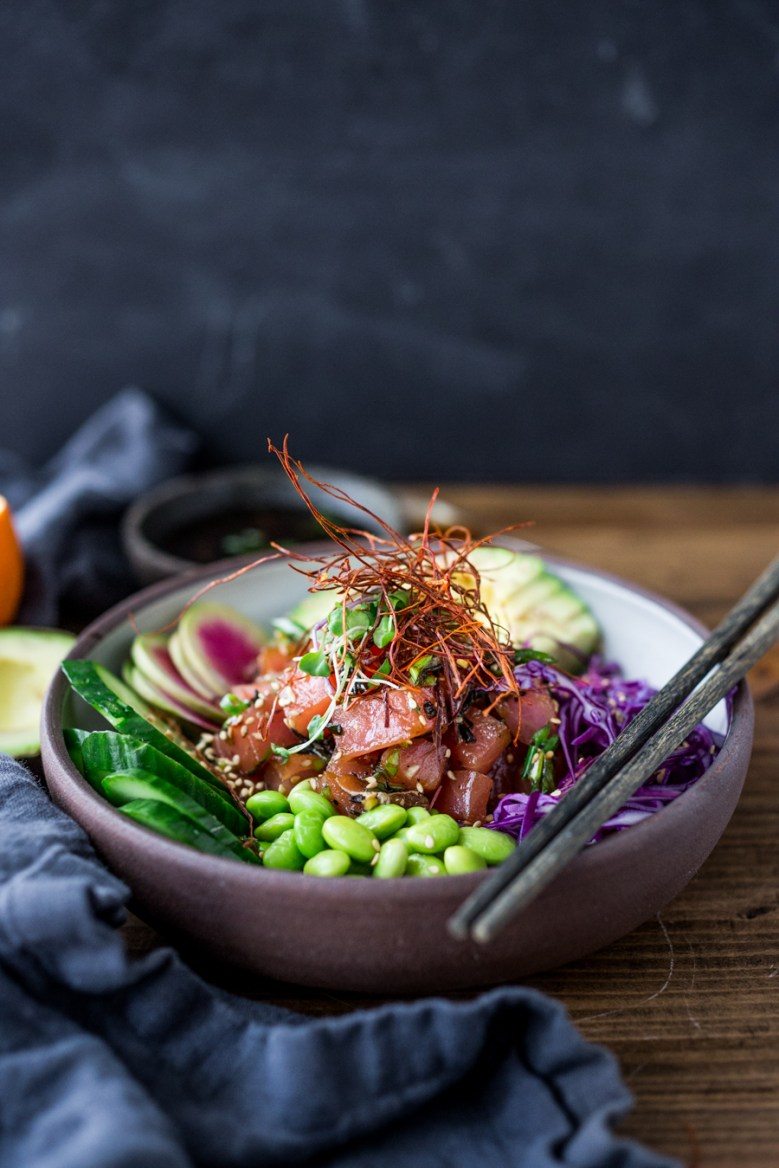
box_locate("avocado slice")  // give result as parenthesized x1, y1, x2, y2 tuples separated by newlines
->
(0, 628, 76, 756)
(463, 548, 601, 672)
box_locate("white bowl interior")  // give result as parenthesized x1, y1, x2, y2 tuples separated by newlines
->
(65, 558, 728, 736)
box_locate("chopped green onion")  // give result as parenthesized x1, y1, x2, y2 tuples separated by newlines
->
(270, 743, 291, 761)
(409, 654, 438, 685)
(299, 650, 330, 677)
(514, 648, 556, 665)
(382, 748, 400, 778)
(373, 615, 395, 648)
(219, 692, 250, 717)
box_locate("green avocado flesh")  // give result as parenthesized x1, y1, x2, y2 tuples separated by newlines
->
(466, 547, 601, 671)
(0, 628, 75, 757)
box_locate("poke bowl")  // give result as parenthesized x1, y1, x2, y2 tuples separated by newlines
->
(42, 530, 756, 995)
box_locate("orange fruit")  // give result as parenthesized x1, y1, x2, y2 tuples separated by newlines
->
(0, 496, 24, 625)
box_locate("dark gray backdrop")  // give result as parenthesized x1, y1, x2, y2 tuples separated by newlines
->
(1, 1, 777, 481)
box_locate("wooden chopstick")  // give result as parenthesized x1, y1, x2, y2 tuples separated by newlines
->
(449, 555, 779, 944)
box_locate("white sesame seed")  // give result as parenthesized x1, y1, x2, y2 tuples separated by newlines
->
(446, 769, 456, 781)
(406, 764, 420, 779)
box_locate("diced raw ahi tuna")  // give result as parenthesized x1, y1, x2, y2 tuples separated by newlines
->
(256, 641, 296, 675)
(489, 747, 527, 802)
(382, 739, 446, 792)
(278, 668, 335, 735)
(451, 711, 510, 772)
(259, 752, 325, 794)
(499, 688, 557, 744)
(432, 769, 493, 825)
(313, 754, 375, 815)
(178, 602, 267, 691)
(336, 688, 435, 758)
(215, 681, 296, 774)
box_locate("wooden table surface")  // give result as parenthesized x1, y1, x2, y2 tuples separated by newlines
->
(124, 486, 779, 1167)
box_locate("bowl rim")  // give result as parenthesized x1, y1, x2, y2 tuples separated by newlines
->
(40, 549, 754, 905)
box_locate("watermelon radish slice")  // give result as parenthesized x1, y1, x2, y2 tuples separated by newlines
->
(124, 662, 219, 732)
(131, 634, 222, 722)
(169, 629, 220, 701)
(178, 602, 267, 692)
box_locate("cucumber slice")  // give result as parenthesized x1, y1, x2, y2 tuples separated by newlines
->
(465, 548, 601, 671)
(78, 730, 246, 835)
(101, 768, 253, 860)
(119, 798, 259, 863)
(62, 660, 226, 793)
(63, 727, 89, 773)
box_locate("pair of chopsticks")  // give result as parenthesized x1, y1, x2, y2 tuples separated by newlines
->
(449, 554, 779, 945)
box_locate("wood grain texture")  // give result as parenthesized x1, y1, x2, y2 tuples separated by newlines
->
(122, 486, 779, 1166)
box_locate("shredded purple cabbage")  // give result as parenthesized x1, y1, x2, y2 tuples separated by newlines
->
(490, 658, 723, 844)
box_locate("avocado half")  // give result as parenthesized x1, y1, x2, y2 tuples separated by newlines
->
(0, 627, 75, 757)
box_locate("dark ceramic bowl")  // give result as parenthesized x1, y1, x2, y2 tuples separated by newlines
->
(40, 552, 753, 993)
(122, 465, 406, 584)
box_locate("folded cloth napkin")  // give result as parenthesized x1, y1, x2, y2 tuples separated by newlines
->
(0, 387, 198, 625)
(0, 393, 678, 1168)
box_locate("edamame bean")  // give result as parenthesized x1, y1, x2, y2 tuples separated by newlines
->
(372, 838, 408, 878)
(406, 852, 446, 877)
(443, 844, 487, 875)
(303, 849, 351, 877)
(458, 826, 516, 865)
(288, 785, 336, 819)
(293, 810, 327, 858)
(246, 789, 289, 820)
(357, 804, 407, 839)
(406, 806, 431, 825)
(405, 813, 460, 855)
(253, 812, 295, 841)
(321, 815, 379, 863)
(262, 829, 306, 870)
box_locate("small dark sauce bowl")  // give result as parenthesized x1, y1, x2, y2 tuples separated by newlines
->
(122, 465, 406, 584)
